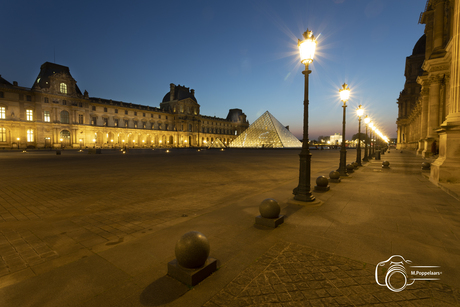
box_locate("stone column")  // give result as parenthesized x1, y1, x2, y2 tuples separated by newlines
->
(418, 88, 430, 155)
(427, 76, 441, 138)
(430, 0, 460, 184)
(433, 0, 445, 50)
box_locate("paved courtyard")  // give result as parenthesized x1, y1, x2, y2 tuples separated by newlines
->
(0, 148, 459, 306)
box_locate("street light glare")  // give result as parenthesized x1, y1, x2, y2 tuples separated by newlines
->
(339, 83, 350, 102)
(357, 105, 364, 117)
(298, 29, 316, 65)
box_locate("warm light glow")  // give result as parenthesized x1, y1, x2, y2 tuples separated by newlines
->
(369, 122, 374, 129)
(356, 105, 364, 117)
(122, 140, 125, 142)
(298, 29, 316, 65)
(93, 139, 96, 142)
(17, 137, 20, 141)
(60, 138, 63, 142)
(111, 139, 113, 142)
(339, 83, 350, 102)
(364, 116, 370, 124)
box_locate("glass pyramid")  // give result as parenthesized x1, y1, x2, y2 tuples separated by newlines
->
(229, 111, 301, 148)
(208, 138, 226, 148)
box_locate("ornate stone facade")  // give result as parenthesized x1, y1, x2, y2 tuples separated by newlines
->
(0, 62, 249, 150)
(396, 0, 460, 184)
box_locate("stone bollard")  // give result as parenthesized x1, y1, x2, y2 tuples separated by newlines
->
(314, 176, 330, 192)
(255, 198, 284, 228)
(382, 161, 390, 169)
(352, 161, 359, 170)
(168, 231, 217, 286)
(422, 162, 431, 170)
(346, 164, 354, 174)
(329, 170, 341, 183)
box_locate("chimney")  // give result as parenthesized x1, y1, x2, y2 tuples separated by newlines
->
(191, 89, 195, 95)
(170, 83, 175, 101)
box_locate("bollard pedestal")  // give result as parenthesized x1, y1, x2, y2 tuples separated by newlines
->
(255, 215, 285, 228)
(168, 258, 217, 286)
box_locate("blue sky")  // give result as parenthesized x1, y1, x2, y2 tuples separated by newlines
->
(0, 0, 426, 140)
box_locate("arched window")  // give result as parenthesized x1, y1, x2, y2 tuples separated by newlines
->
(60, 110, 69, 124)
(60, 83, 67, 94)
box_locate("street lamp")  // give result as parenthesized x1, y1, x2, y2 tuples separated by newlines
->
(356, 105, 364, 166)
(293, 29, 316, 202)
(363, 116, 370, 162)
(369, 123, 375, 158)
(16, 137, 20, 150)
(337, 83, 350, 177)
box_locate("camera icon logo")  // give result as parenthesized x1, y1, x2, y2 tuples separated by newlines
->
(375, 255, 415, 292)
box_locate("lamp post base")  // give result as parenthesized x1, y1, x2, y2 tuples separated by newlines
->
(337, 149, 348, 176)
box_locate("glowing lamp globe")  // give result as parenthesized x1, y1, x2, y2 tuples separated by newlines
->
(298, 29, 316, 65)
(357, 105, 364, 117)
(364, 116, 370, 125)
(339, 83, 350, 102)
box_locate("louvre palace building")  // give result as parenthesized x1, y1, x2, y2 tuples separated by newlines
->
(0, 62, 249, 150)
(396, 0, 460, 185)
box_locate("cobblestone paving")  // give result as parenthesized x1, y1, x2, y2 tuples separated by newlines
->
(0, 150, 301, 279)
(205, 242, 460, 306)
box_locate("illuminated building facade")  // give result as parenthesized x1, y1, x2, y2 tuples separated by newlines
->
(396, 0, 460, 184)
(0, 62, 249, 149)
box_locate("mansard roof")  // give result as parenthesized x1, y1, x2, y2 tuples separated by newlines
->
(412, 34, 426, 56)
(32, 62, 82, 95)
(162, 84, 197, 103)
(0, 75, 13, 87)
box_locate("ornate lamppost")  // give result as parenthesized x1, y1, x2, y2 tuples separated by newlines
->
(356, 105, 363, 166)
(362, 116, 370, 162)
(293, 29, 317, 202)
(369, 122, 374, 158)
(337, 83, 350, 176)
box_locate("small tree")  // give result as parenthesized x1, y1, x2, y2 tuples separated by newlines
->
(352, 132, 369, 143)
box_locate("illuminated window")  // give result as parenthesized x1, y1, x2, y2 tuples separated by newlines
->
(91, 117, 97, 125)
(134, 121, 138, 128)
(26, 110, 33, 121)
(60, 83, 67, 94)
(44, 111, 50, 122)
(0, 127, 5, 141)
(78, 114, 83, 124)
(124, 120, 128, 127)
(0, 107, 5, 119)
(27, 129, 34, 142)
(114, 119, 118, 127)
(143, 122, 146, 129)
(60, 111, 69, 124)
(103, 118, 108, 126)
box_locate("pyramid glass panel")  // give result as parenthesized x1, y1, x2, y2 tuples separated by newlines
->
(229, 111, 301, 148)
(208, 138, 226, 148)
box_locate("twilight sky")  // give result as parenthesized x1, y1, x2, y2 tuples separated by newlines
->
(0, 0, 426, 140)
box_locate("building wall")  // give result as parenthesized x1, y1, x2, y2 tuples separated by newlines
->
(396, 0, 460, 184)
(0, 65, 249, 150)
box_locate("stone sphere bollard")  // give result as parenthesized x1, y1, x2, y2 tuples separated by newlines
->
(175, 231, 210, 269)
(329, 170, 340, 183)
(346, 164, 354, 173)
(382, 161, 390, 168)
(422, 162, 431, 170)
(314, 176, 330, 191)
(316, 176, 328, 187)
(259, 198, 280, 219)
